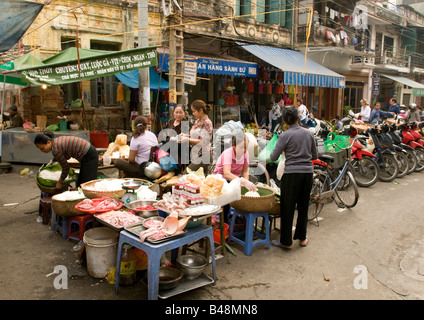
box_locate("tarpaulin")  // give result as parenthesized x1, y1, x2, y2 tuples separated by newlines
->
(0, 0, 44, 52)
(115, 68, 169, 90)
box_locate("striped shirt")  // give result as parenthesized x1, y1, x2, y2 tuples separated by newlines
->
(52, 136, 91, 181)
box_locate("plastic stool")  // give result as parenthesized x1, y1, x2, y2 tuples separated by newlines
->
(39, 197, 52, 225)
(228, 209, 270, 256)
(51, 209, 69, 239)
(67, 215, 93, 241)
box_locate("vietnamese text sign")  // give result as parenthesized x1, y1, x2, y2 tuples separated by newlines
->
(19, 47, 158, 85)
(184, 61, 197, 85)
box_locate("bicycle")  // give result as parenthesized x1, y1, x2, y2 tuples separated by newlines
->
(308, 139, 360, 225)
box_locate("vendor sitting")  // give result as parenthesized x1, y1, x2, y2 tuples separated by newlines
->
(214, 132, 257, 222)
(114, 116, 158, 178)
(4, 105, 23, 128)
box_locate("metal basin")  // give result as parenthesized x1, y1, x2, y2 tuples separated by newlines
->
(142, 216, 164, 228)
(176, 254, 208, 280)
(159, 267, 184, 290)
(128, 200, 158, 218)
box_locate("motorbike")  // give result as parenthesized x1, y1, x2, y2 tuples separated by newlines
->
(335, 112, 380, 187)
(379, 123, 409, 178)
(366, 125, 399, 182)
(400, 122, 424, 172)
(388, 123, 417, 174)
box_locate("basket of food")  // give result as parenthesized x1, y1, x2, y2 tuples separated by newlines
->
(52, 190, 87, 216)
(230, 185, 275, 213)
(36, 164, 75, 195)
(80, 178, 127, 199)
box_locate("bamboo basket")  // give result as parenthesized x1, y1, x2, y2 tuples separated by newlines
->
(36, 179, 68, 195)
(80, 178, 153, 199)
(268, 200, 280, 216)
(230, 185, 275, 213)
(51, 196, 86, 217)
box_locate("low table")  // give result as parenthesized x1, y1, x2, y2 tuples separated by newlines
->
(115, 224, 216, 300)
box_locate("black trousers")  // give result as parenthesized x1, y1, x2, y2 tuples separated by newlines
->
(279, 172, 313, 246)
(77, 145, 98, 187)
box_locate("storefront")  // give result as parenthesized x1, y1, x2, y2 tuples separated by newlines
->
(376, 74, 424, 109)
(237, 43, 346, 121)
(157, 52, 258, 129)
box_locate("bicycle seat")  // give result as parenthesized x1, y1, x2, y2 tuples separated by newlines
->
(318, 155, 334, 163)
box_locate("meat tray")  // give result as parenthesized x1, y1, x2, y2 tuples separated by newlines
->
(124, 222, 187, 244)
(94, 214, 144, 232)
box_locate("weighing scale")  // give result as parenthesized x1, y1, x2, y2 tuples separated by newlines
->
(121, 180, 143, 204)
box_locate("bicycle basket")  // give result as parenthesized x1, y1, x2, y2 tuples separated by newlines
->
(324, 135, 351, 152)
(324, 147, 351, 169)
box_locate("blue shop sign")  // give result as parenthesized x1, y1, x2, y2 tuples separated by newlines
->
(158, 54, 257, 77)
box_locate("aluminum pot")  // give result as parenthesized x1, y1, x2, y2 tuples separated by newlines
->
(159, 267, 184, 290)
(128, 200, 158, 218)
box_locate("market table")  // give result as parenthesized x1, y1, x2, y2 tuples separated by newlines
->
(115, 224, 216, 300)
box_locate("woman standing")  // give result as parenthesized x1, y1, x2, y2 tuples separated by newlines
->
(270, 106, 317, 249)
(179, 100, 213, 174)
(114, 116, 158, 178)
(34, 131, 98, 189)
(161, 105, 190, 172)
(358, 99, 371, 122)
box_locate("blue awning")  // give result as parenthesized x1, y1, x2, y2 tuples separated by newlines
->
(115, 67, 169, 90)
(158, 53, 257, 78)
(238, 44, 345, 89)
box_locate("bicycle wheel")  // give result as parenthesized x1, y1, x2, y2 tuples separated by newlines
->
(406, 149, 417, 174)
(378, 154, 399, 182)
(394, 151, 409, 178)
(335, 171, 359, 208)
(414, 148, 424, 172)
(350, 157, 380, 188)
(308, 170, 330, 221)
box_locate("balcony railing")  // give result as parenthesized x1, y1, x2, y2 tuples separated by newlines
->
(375, 50, 411, 68)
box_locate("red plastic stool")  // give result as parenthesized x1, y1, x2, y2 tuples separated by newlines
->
(39, 197, 52, 225)
(67, 215, 94, 241)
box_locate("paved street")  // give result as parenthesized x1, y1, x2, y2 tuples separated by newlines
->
(1, 164, 424, 300)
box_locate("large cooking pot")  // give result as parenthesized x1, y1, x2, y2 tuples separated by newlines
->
(142, 162, 162, 180)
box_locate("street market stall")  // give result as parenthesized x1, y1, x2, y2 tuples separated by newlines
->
(37, 163, 271, 299)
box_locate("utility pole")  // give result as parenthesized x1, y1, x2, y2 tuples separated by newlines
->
(167, 1, 184, 106)
(138, 0, 150, 117)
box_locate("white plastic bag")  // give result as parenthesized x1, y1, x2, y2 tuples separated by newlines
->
(276, 155, 285, 180)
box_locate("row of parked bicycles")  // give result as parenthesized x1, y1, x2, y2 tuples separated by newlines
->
(307, 111, 424, 224)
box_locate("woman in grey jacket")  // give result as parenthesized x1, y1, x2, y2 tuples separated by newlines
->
(270, 105, 318, 249)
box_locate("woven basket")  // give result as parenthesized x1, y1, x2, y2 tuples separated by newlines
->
(80, 178, 153, 199)
(36, 179, 68, 195)
(230, 185, 275, 213)
(51, 196, 86, 217)
(268, 200, 280, 216)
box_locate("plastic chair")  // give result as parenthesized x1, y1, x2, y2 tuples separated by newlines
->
(228, 208, 270, 256)
(67, 215, 94, 241)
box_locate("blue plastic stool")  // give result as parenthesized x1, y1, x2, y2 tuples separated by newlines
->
(50, 209, 69, 239)
(228, 209, 270, 256)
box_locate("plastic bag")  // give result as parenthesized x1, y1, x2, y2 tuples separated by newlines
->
(159, 154, 178, 172)
(258, 133, 282, 164)
(276, 154, 285, 180)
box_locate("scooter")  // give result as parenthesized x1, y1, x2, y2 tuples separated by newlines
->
(388, 123, 417, 174)
(380, 123, 409, 178)
(400, 122, 424, 172)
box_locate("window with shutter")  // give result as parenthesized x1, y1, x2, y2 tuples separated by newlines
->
(257, 0, 266, 22)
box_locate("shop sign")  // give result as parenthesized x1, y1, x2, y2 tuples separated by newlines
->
(413, 88, 424, 97)
(372, 74, 380, 96)
(19, 47, 158, 85)
(184, 61, 197, 85)
(159, 54, 257, 77)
